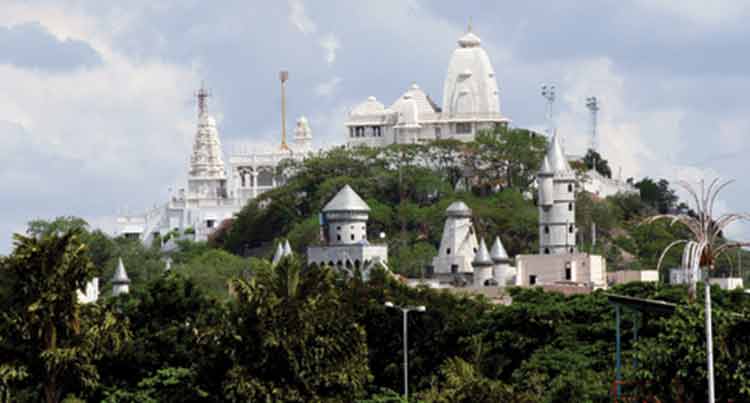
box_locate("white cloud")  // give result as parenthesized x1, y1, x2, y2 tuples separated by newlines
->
(0, 5, 199, 253)
(319, 33, 340, 65)
(288, 0, 317, 35)
(314, 76, 342, 97)
(635, 0, 750, 27)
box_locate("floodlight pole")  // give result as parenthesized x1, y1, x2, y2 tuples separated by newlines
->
(541, 84, 556, 136)
(385, 302, 426, 401)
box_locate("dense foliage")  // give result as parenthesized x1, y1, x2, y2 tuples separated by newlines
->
(5, 134, 750, 401)
(4, 223, 750, 401)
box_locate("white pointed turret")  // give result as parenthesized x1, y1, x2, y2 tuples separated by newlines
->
(322, 185, 370, 246)
(491, 236, 512, 286)
(432, 201, 479, 276)
(537, 134, 577, 255)
(283, 240, 293, 257)
(473, 238, 494, 287)
(112, 258, 130, 296)
(538, 156, 554, 207)
(272, 242, 285, 266)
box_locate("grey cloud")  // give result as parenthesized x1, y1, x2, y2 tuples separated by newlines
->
(0, 22, 102, 72)
(7, 0, 750, 251)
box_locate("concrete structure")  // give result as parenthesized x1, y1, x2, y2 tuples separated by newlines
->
(473, 239, 495, 286)
(581, 169, 639, 199)
(710, 277, 744, 290)
(76, 277, 99, 304)
(608, 270, 659, 286)
(112, 257, 130, 296)
(490, 236, 512, 286)
(116, 84, 312, 244)
(515, 253, 606, 289)
(538, 134, 577, 255)
(345, 26, 509, 147)
(307, 185, 388, 270)
(432, 201, 479, 278)
(229, 116, 310, 206)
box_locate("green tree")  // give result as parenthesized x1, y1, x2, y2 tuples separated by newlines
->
(0, 231, 129, 403)
(97, 271, 227, 402)
(636, 178, 678, 214)
(222, 257, 372, 401)
(582, 149, 613, 178)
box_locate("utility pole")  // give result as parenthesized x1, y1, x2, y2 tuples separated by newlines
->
(279, 70, 290, 151)
(385, 302, 427, 401)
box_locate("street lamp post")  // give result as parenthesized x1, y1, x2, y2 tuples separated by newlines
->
(385, 301, 426, 401)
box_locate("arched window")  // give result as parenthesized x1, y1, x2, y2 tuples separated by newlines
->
(544, 226, 549, 234)
(569, 225, 574, 233)
(570, 247, 575, 253)
(337, 235, 341, 241)
(350, 234, 355, 241)
(446, 248, 451, 255)
(568, 183, 573, 192)
(544, 248, 550, 254)
(568, 203, 573, 211)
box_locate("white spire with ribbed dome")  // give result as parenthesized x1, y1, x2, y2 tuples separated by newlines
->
(442, 25, 500, 117)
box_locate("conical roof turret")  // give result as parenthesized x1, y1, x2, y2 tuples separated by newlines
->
(283, 240, 293, 257)
(272, 242, 284, 266)
(112, 257, 130, 285)
(539, 155, 552, 175)
(490, 236, 510, 263)
(473, 238, 493, 267)
(546, 134, 571, 174)
(323, 185, 370, 213)
(446, 201, 472, 218)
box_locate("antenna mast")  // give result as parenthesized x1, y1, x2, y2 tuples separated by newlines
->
(195, 81, 211, 116)
(585, 96, 600, 153)
(541, 84, 556, 136)
(279, 70, 290, 151)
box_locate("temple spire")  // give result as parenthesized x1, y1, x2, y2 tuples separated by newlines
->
(195, 81, 211, 116)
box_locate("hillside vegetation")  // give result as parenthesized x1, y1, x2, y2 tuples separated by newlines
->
(4, 128, 750, 401)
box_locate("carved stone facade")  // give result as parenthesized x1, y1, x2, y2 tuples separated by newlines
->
(345, 26, 509, 147)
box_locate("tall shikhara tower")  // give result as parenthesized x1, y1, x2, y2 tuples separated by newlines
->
(188, 84, 226, 198)
(537, 134, 577, 255)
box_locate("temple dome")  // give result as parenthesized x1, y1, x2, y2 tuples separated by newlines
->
(394, 94, 420, 128)
(458, 31, 481, 48)
(390, 83, 438, 117)
(442, 28, 500, 116)
(351, 96, 386, 116)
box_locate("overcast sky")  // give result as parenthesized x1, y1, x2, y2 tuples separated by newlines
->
(2, 0, 750, 254)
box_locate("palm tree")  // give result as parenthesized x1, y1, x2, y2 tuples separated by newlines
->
(647, 178, 750, 403)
